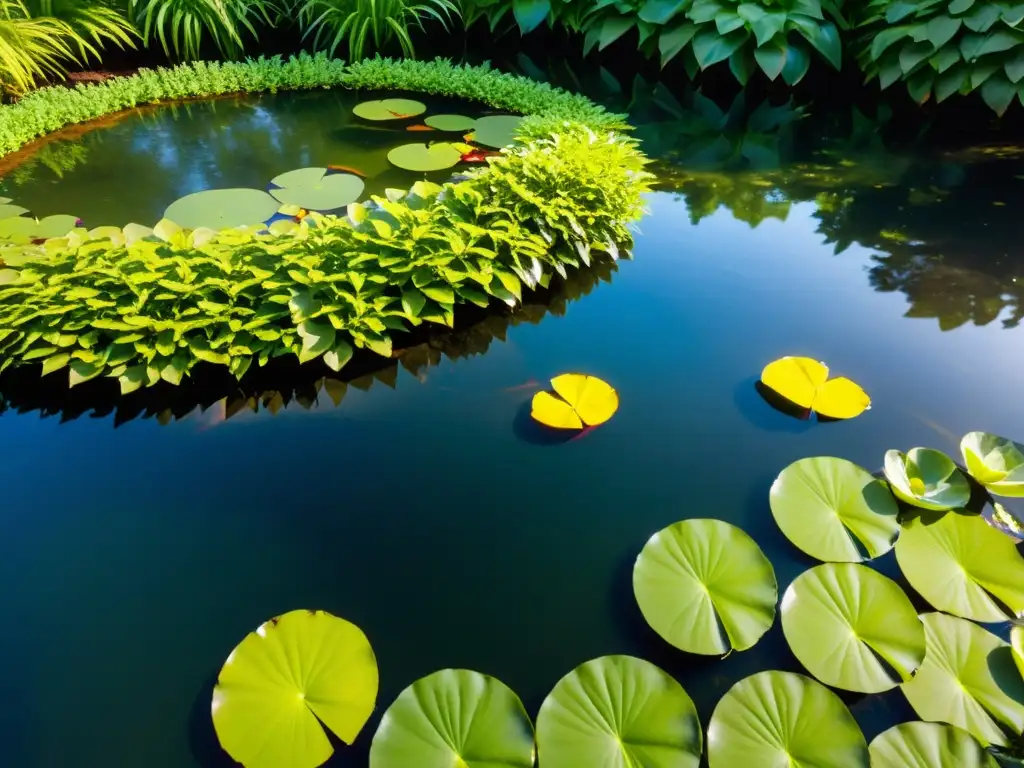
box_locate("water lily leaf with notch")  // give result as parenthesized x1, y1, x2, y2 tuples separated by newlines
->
(368, 669, 535, 768)
(781, 563, 925, 693)
(387, 143, 465, 172)
(164, 189, 280, 230)
(471, 115, 525, 148)
(884, 447, 971, 510)
(352, 98, 426, 120)
(901, 612, 1024, 746)
(536, 655, 702, 768)
(0, 203, 28, 219)
(707, 671, 867, 767)
(424, 114, 478, 131)
(760, 356, 871, 418)
(530, 373, 618, 430)
(895, 510, 1024, 622)
(869, 722, 998, 768)
(961, 431, 1024, 497)
(269, 168, 365, 211)
(769, 456, 901, 562)
(211, 609, 379, 768)
(633, 518, 777, 655)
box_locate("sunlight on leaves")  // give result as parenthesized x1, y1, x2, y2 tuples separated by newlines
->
(760, 356, 870, 419)
(531, 373, 618, 430)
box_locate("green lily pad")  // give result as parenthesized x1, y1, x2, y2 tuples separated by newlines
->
(0, 214, 80, 242)
(211, 609, 379, 768)
(769, 456, 901, 562)
(164, 188, 280, 230)
(34, 215, 80, 239)
(1013, 626, 1024, 681)
(707, 671, 867, 767)
(901, 612, 1024, 747)
(368, 669, 534, 768)
(536, 655, 702, 768)
(633, 519, 776, 655)
(471, 115, 525, 148)
(387, 143, 465, 172)
(424, 114, 478, 131)
(269, 167, 365, 211)
(869, 722, 998, 767)
(352, 98, 426, 121)
(0, 203, 28, 219)
(895, 510, 1024, 621)
(962, 431, 1024, 497)
(884, 447, 971, 510)
(781, 563, 925, 693)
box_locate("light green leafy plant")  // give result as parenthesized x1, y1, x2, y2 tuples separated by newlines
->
(128, 0, 276, 61)
(858, 0, 1024, 114)
(26, 0, 136, 61)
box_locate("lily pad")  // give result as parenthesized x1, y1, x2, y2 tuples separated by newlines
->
(1013, 626, 1023, 681)
(901, 612, 1024, 746)
(368, 669, 534, 768)
(0, 214, 79, 242)
(884, 448, 971, 510)
(869, 722, 998, 768)
(387, 143, 465, 172)
(961, 431, 1024, 497)
(425, 114, 478, 131)
(633, 519, 776, 655)
(0, 203, 28, 219)
(531, 373, 618, 430)
(269, 167, 365, 211)
(781, 563, 925, 693)
(760, 356, 871, 419)
(353, 98, 426, 121)
(769, 456, 901, 562)
(536, 655, 702, 768)
(707, 671, 867, 767)
(164, 188, 280, 230)
(34, 214, 80, 239)
(211, 609, 379, 768)
(895, 510, 1024, 621)
(471, 115, 525, 148)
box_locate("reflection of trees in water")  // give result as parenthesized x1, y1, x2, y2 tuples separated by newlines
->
(0, 256, 618, 428)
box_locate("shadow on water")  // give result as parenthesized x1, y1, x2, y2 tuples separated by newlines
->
(732, 376, 814, 434)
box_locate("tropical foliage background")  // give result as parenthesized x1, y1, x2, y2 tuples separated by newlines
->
(0, 0, 1021, 112)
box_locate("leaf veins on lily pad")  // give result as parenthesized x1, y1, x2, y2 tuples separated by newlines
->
(531, 373, 618, 430)
(761, 356, 870, 419)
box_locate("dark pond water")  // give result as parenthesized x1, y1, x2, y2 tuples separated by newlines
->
(1, 80, 1024, 767)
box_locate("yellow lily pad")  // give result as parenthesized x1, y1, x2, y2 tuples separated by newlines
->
(531, 373, 618, 430)
(211, 609, 379, 768)
(761, 356, 870, 419)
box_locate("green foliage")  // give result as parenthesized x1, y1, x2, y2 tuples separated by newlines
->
(295, 0, 460, 60)
(128, 0, 276, 61)
(26, 0, 136, 60)
(858, 0, 1024, 115)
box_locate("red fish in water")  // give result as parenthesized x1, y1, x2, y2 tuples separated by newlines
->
(406, 124, 436, 131)
(460, 150, 498, 163)
(327, 164, 367, 177)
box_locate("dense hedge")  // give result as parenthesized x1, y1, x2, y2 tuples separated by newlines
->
(0, 56, 652, 393)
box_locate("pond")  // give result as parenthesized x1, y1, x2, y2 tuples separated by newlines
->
(1, 81, 1023, 766)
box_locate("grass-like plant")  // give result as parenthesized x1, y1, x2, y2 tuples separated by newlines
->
(128, 0, 276, 61)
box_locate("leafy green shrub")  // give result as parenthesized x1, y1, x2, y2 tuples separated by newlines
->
(295, 0, 460, 59)
(0, 59, 650, 389)
(858, 0, 1024, 115)
(128, 0, 276, 61)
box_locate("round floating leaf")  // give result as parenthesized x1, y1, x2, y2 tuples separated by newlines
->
(781, 563, 925, 693)
(353, 98, 426, 121)
(530, 373, 618, 430)
(707, 671, 867, 767)
(633, 519, 776, 655)
(269, 167, 365, 211)
(164, 188, 280, 230)
(472, 115, 525, 148)
(34, 214, 80, 239)
(760, 356, 871, 419)
(0, 203, 28, 219)
(961, 431, 1024, 497)
(211, 609, 379, 768)
(424, 113, 478, 131)
(895, 510, 1024, 621)
(0, 215, 39, 241)
(387, 142, 465, 172)
(769, 456, 900, 562)
(536, 655, 702, 768)
(884, 448, 971, 510)
(369, 669, 535, 768)
(901, 612, 1024, 746)
(870, 722, 998, 768)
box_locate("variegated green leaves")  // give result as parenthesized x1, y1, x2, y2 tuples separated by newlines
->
(861, 0, 1024, 114)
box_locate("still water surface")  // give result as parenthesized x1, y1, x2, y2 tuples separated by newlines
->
(1, 85, 1023, 766)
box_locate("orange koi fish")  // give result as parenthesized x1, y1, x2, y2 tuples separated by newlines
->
(406, 124, 436, 132)
(328, 164, 367, 177)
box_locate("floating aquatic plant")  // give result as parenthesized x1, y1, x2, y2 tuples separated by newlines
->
(352, 98, 426, 120)
(268, 167, 365, 211)
(883, 447, 971, 510)
(163, 188, 281, 230)
(869, 722, 998, 768)
(961, 431, 1024, 497)
(530, 374, 619, 430)
(760, 356, 871, 419)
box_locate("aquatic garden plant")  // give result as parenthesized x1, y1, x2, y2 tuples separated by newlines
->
(760, 355, 871, 419)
